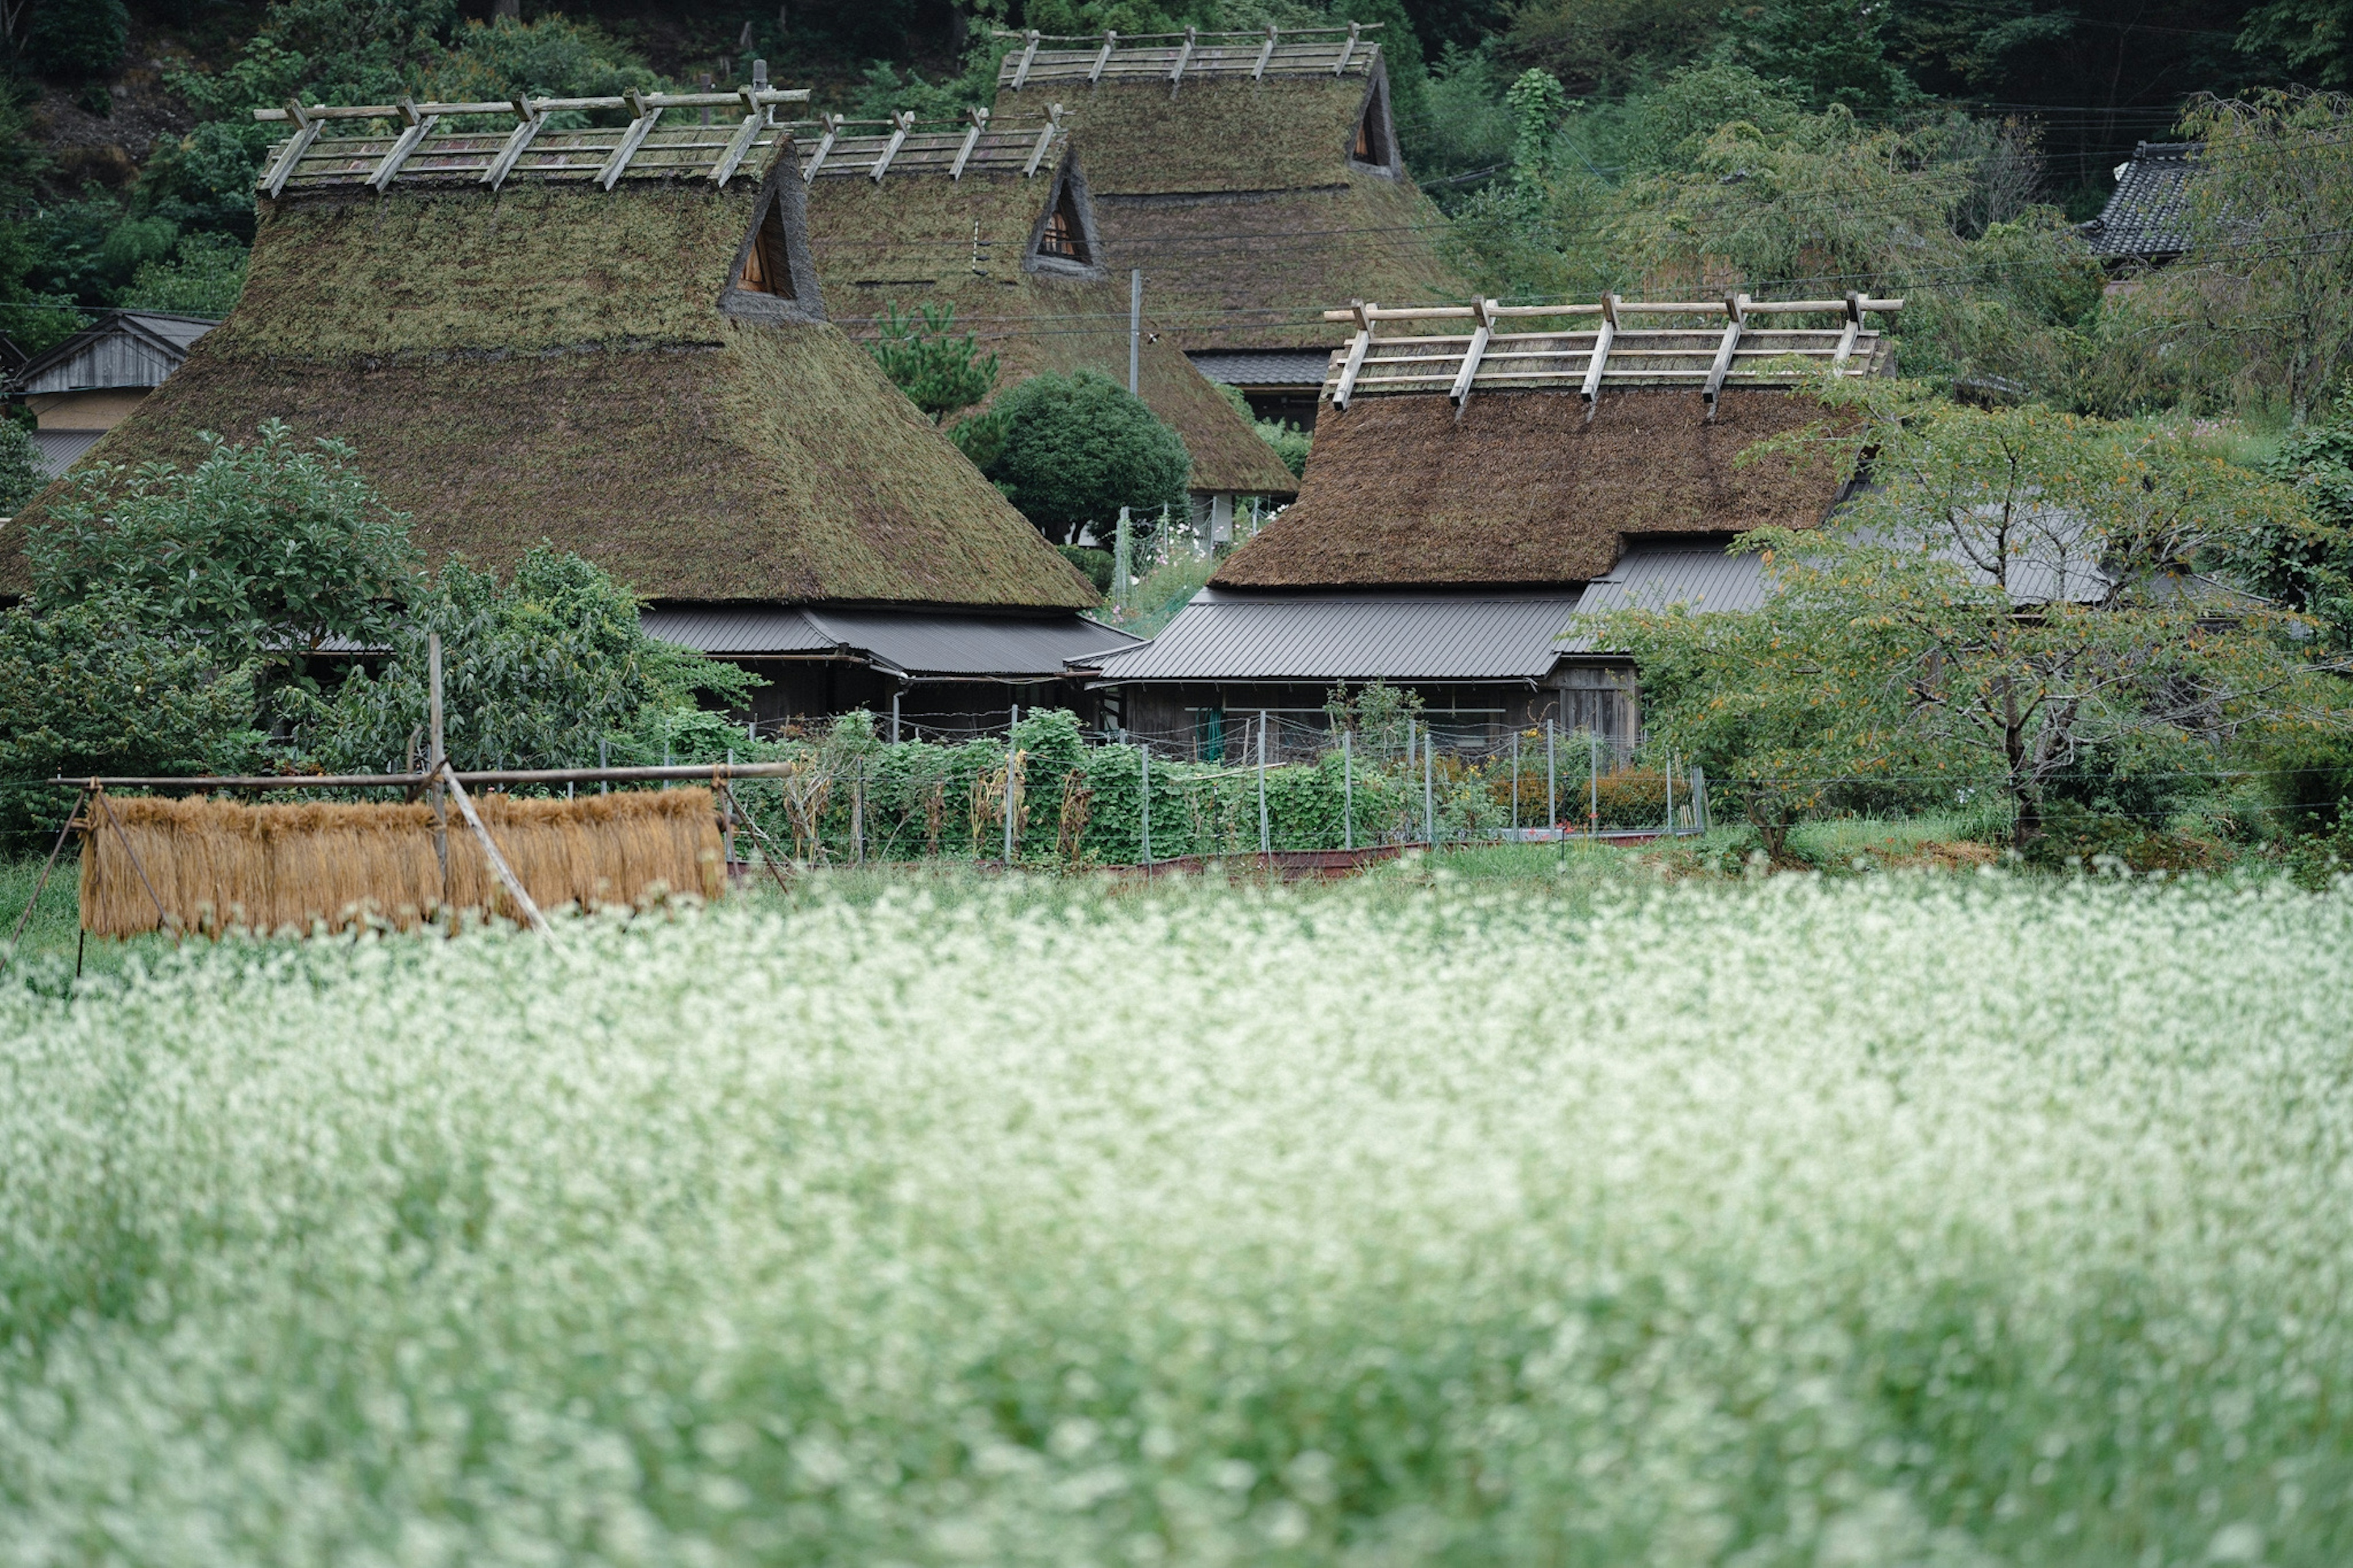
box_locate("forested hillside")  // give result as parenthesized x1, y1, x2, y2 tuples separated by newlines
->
(0, 0, 2345, 413)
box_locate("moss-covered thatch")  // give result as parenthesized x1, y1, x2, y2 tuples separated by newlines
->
(801, 147, 1295, 496)
(4, 159, 1096, 610)
(1211, 389, 1852, 589)
(998, 64, 1471, 353)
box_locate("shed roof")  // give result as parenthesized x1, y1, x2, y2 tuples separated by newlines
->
(994, 40, 1468, 353)
(9, 310, 218, 397)
(2, 143, 1095, 612)
(2081, 142, 2197, 262)
(1083, 588, 1587, 683)
(794, 127, 1296, 496)
(642, 604, 1137, 677)
(1211, 386, 1854, 590)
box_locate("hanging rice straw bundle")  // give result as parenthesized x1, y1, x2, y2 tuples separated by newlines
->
(80, 789, 723, 937)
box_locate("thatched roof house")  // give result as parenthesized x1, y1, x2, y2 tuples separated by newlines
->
(2, 85, 1134, 728)
(1081, 294, 1898, 754)
(991, 25, 1470, 419)
(791, 108, 1297, 543)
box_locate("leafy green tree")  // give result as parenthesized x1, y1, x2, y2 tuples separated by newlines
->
(290, 547, 757, 775)
(2239, 0, 2353, 88)
(0, 419, 45, 514)
(1589, 381, 2349, 852)
(29, 421, 420, 689)
(984, 371, 1191, 546)
(1724, 0, 1920, 115)
(22, 0, 128, 112)
(869, 303, 999, 424)
(2237, 382, 2353, 646)
(118, 233, 248, 318)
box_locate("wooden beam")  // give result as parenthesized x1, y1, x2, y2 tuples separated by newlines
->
(1024, 105, 1061, 177)
(1334, 20, 1360, 74)
(366, 110, 440, 191)
(1169, 25, 1195, 85)
(803, 113, 841, 180)
(1449, 298, 1496, 406)
(262, 112, 324, 197)
(1253, 23, 1277, 80)
(1090, 31, 1118, 84)
(711, 111, 768, 186)
(597, 99, 662, 189)
(256, 88, 810, 123)
(1330, 305, 1377, 409)
(1581, 294, 1618, 403)
(440, 764, 551, 935)
(1701, 292, 1749, 417)
(870, 110, 914, 182)
(949, 107, 988, 179)
(1831, 290, 1863, 372)
(1010, 29, 1042, 89)
(480, 99, 545, 189)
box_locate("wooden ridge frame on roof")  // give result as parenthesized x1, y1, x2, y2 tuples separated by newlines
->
(1321, 292, 1904, 419)
(252, 86, 813, 197)
(995, 23, 1380, 88)
(793, 107, 1065, 183)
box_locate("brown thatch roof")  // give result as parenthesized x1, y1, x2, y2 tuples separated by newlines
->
(1211, 388, 1852, 589)
(2, 149, 1096, 610)
(797, 134, 1296, 497)
(993, 59, 1469, 354)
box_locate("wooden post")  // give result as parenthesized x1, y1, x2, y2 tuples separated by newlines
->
(599, 737, 609, 795)
(440, 763, 551, 935)
(1113, 505, 1132, 608)
(1089, 30, 1117, 85)
(1690, 763, 1710, 833)
(722, 749, 737, 867)
(1589, 728, 1599, 838)
(1257, 710, 1269, 858)
(890, 689, 901, 744)
(1252, 22, 1276, 81)
(1511, 726, 1520, 832)
(1664, 748, 1675, 836)
(852, 761, 865, 863)
(1010, 28, 1041, 89)
(1129, 270, 1142, 396)
(1546, 718, 1557, 830)
(428, 632, 449, 914)
(1423, 727, 1435, 846)
(1341, 727, 1353, 851)
(1169, 25, 1195, 85)
(1139, 741, 1151, 868)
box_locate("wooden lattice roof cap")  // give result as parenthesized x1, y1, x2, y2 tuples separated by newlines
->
(994, 23, 1380, 89)
(251, 86, 812, 197)
(789, 108, 1066, 183)
(1323, 292, 1904, 419)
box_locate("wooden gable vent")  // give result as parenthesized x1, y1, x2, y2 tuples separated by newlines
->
(738, 197, 798, 296)
(1036, 180, 1089, 263)
(1352, 78, 1395, 169)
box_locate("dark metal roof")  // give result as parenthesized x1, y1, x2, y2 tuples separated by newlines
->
(9, 311, 218, 397)
(1083, 588, 1588, 683)
(29, 429, 102, 479)
(1558, 543, 1769, 650)
(2082, 142, 2197, 261)
(641, 605, 1139, 680)
(1188, 349, 1336, 388)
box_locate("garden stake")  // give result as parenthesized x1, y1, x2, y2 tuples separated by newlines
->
(1590, 729, 1599, 838)
(1257, 711, 1269, 860)
(1423, 733, 1435, 847)
(440, 763, 551, 934)
(1512, 729, 1520, 833)
(1139, 742, 1151, 868)
(429, 632, 449, 915)
(1342, 729, 1353, 852)
(1665, 750, 1675, 838)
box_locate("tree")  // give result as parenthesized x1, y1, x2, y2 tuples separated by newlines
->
(289, 546, 757, 775)
(2236, 381, 2353, 646)
(0, 419, 44, 514)
(1588, 380, 2349, 852)
(28, 420, 420, 691)
(0, 600, 265, 845)
(1724, 0, 1920, 115)
(983, 371, 1191, 546)
(868, 303, 998, 425)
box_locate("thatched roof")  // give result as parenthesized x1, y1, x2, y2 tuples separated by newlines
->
(1210, 388, 1854, 589)
(2, 129, 1096, 611)
(795, 124, 1295, 496)
(993, 41, 1468, 354)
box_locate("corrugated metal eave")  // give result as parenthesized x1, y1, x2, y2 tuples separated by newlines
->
(1089, 594, 1588, 683)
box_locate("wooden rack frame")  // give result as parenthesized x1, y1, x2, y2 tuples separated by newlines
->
(792, 108, 1064, 183)
(254, 86, 813, 196)
(995, 23, 1382, 88)
(1319, 292, 1904, 417)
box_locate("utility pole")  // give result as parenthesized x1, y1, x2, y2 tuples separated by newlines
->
(1113, 505, 1132, 608)
(428, 631, 447, 914)
(1129, 268, 1142, 396)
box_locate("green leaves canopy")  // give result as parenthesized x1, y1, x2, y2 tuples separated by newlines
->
(984, 371, 1192, 547)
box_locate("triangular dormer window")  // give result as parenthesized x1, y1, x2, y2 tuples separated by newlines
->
(1351, 78, 1396, 172)
(737, 197, 797, 297)
(1037, 184, 1089, 264)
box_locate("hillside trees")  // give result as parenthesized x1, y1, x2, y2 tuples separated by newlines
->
(1588, 382, 2349, 852)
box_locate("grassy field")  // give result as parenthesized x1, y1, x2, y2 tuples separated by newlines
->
(2, 862, 2352, 1564)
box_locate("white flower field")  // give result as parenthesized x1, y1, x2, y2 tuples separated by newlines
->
(3, 869, 2351, 1565)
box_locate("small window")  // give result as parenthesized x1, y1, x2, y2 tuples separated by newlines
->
(1355, 113, 1375, 161)
(738, 200, 797, 298)
(1352, 86, 1395, 169)
(1037, 186, 1088, 263)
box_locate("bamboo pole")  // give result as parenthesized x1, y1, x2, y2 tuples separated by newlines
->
(58, 761, 820, 790)
(2, 787, 89, 969)
(1139, 741, 1151, 868)
(92, 790, 178, 942)
(1342, 728, 1353, 852)
(439, 763, 551, 935)
(1257, 710, 1270, 858)
(428, 632, 448, 914)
